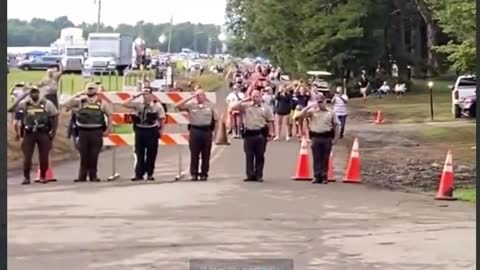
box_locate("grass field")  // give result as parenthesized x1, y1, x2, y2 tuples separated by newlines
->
(350, 79, 456, 123)
(7, 70, 224, 106)
(456, 188, 476, 203)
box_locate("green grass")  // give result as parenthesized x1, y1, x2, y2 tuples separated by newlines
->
(456, 188, 476, 203)
(350, 79, 456, 123)
(419, 126, 476, 143)
(7, 69, 224, 106)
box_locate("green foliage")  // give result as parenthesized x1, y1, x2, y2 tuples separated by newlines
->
(8, 17, 222, 54)
(427, 0, 476, 74)
(226, 0, 476, 77)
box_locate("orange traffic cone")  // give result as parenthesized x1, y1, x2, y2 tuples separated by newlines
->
(214, 111, 230, 145)
(328, 151, 335, 182)
(291, 137, 313, 181)
(343, 138, 361, 183)
(435, 150, 457, 201)
(35, 166, 57, 183)
(374, 110, 384, 124)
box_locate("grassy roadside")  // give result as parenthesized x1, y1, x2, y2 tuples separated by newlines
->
(456, 188, 476, 203)
(350, 79, 455, 123)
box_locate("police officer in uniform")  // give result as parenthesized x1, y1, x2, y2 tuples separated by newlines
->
(122, 89, 166, 181)
(16, 86, 59, 184)
(295, 95, 340, 184)
(231, 89, 274, 182)
(64, 83, 112, 182)
(175, 89, 218, 181)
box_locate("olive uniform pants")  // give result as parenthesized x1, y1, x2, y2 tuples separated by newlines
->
(310, 136, 333, 181)
(77, 129, 103, 180)
(22, 131, 51, 180)
(243, 133, 267, 179)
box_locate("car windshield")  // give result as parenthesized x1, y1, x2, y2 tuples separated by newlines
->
(66, 48, 87, 56)
(89, 51, 115, 57)
(458, 77, 476, 87)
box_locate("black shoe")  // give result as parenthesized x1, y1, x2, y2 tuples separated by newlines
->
(21, 179, 31, 185)
(243, 177, 256, 182)
(312, 179, 323, 184)
(90, 178, 101, 182)
(199, 176, 208, 181)
(191, 176, 199, 181)
(74, 179, 87, 183)
(131, 176, 144, 182)
(147, 176, 155, 181)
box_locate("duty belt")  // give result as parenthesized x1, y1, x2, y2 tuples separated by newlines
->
(188, 125, 211, 131)
(309, 130, 334, 138)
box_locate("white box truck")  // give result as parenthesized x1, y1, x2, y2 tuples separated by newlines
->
(84, 33, 133, 75)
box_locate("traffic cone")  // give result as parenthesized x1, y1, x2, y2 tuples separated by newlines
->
(328, 151, 335, 182)
(435, 150, 457, 201)
(291, 137, 313, 181)
(214, 111, 230, 145)
(343, 138, 361, 183)
(34, 166, 57, 183)
(374, 110, 384, 124)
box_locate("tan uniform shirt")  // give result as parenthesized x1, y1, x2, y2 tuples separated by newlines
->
(305, 107, 340, 133)
(186, 103, 218, 126)
(130, 102, 166, 128)
(241, 102, 274, 130)
(18, 97, 59, 116)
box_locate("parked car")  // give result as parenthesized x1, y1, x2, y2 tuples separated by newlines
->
(458, 94, 476, 118)
(451, 75, 476, 118)
(17, 55, 62, 71)
(307, 70, 333, 100)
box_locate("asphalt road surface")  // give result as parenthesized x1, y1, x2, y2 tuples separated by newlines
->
(8, 86, 476, 270)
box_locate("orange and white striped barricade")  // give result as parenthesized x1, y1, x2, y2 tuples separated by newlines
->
(102, 91, 217, 181)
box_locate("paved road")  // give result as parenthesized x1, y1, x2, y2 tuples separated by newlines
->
(8, 87, 476, 270)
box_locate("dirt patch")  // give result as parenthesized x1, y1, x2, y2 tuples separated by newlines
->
(7, 112, 79, 170)
(345, 108, 475, 194)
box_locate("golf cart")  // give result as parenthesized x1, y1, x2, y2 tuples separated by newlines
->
(307, 71, 333, 100)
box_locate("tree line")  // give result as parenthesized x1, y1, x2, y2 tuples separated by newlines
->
(8, 16, 223, 54)
(225, 0, 476, 78)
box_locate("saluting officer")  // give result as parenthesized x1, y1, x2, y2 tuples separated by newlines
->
(295, 95, 340, 184)
(16, 86, 59, 184)
(64, 83, 112, 182)
(175, 89, 218, 181)
(122, 89, 166, 181)
(231, 89, 274, 182)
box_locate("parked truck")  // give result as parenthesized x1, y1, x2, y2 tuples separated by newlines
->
(84, 33, 133, 75)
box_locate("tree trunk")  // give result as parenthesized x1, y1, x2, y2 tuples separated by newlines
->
(413, 0, 439, 76)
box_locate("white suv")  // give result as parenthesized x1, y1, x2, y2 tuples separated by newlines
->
(451, 75, 476, 118)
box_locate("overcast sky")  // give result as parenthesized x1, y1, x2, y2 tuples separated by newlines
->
(8, 0, 227, 26)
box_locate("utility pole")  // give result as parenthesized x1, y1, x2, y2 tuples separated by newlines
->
(95, 0, 102, 32)
(193, 25, 197, 52)
(207, 36, 211, 55)
(167, 15, 173, 53)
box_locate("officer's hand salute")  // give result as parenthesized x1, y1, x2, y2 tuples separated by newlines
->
(122, 89, 166, 181)
(17, 86, 59, 185)
(296, 95, 340, 184)
(64, 83, 112, 183)
(175, 89, 218, 181)
(230, 90, 274, 182)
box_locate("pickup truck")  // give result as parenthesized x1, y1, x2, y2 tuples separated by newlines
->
(451, 75, 476, 118)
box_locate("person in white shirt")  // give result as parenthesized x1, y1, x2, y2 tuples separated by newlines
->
(226, 84, 245, 138)
(394, 83, 406, 98)
(331, 86, 348, 139)
(377, 81, 390, 98)
(262, 86, 275, 112)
